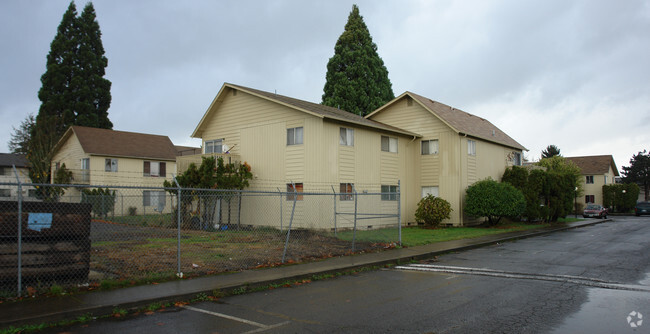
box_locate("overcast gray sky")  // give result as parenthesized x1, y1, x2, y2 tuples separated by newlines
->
(1, 0, 649, 173)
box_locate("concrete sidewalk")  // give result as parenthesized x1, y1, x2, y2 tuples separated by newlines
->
(0, 219, 609, 329)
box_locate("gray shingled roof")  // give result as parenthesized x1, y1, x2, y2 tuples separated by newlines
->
(406, 92, 526, 150)
(0, 153, 29, 168)
(565, 155, 619, 176)
(56, 126, 177, 161)
(225, 83, 420, 137)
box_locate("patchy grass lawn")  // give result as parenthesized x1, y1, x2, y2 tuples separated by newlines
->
(335, 222, 551, 247)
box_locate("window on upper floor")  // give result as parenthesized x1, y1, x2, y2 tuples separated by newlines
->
(586, 175, 594, 184)
(205, 139, 223, 154)
(421, 140, 439, 155)
(339, 183, 354, 201)
(340, 128, 354, 146)
(0, 189, 10, 197)
(468, 140, 476, 156)
(381, 136, 398, 153)
(287, 127, 303, 146)
(604, 175, 608, 185)
(105, 159, 118, 172)
(513, 152, 522, 166)
(144, 161, 167, 177)
(381, 185, 398, 201)
(585, 195, 595, 203)
(286, 183, 304, 201)
(0, 167, 7, 176)
(28, 189, 37, 198)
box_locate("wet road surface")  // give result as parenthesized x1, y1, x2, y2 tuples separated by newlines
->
(43, 216, 650, 333)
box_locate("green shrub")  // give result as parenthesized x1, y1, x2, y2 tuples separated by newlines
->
(81, 188, 116, 218)
(415, 195, 452, 227)
(465, 178, 526, 226)
(128, 206, 137, 216)
(603, 183, 640, 212)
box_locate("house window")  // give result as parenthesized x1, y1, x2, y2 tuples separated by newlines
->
(287, 127, 303, 145)
(28, 189, 37, 198)
(55, 162, 60, 171)
(421, 140, 439, 155)
(0, 167, 7, 176)
(381, 136, 398, 153)
(143, 190, 166, 209)
(0, 189, 10, 197)
(421, 186, 439, 198)
(340, 128, 354, 146)
(339, 183, 354, 201)
(604, 175, 608, 185)
(286, 183, 304, 201)
(468, 140, 476, 156)
(381, 185, 398, 201)
(585, 195, 595, 203)
(80, 158, 90, 182)
(513, 152, 522, 166)
(144, 161, 166, 177)
(105, 158, 118, 172)
(586, 175, 594, 184)
(205, 139, 223, 154)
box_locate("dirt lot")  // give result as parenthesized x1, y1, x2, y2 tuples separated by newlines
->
(90, 220, 391, 281)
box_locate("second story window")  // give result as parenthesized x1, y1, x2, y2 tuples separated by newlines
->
(421, 140, 439, 155)
(586, 175, 594, 184)
(144, 161, 167, 177)
(340, 128, 354, 146)
(205, 139, 223, 154)
(105, 158, 118, 172)
(381, 136, 398, 153)
(287, 127, 303, 145)
(513, 152, 522, 166)
(468, 140, 476, 156)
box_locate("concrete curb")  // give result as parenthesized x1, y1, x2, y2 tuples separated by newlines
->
(0, 219, 610, 329)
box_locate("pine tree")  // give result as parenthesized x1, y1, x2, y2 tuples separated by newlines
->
(29, 1, 112, 189)
(322, 5, 394, 116)
(74, 2, 112, 129)
(8, 114, 35, 155)
(622, 150, 650, 201)
(541, 145, 561, 159)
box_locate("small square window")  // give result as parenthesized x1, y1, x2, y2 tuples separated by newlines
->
(586, 176, 594, 184)
(339, 183, 354, 201)
(381, 185, 398, 201)
(287, 127, 303, 145)
(585, 195, 595, 203)
(421, 186, 439, 198)
(421, 140, 439, 155)
(381, 136, 398, 153)
(286, 183, 304, 201)
(105, 158, 118, 172)
(205, 139, 223, 154)
(340, 128, 354, 146)
(0, 189, 10, 197)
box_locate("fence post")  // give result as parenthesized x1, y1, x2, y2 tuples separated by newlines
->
(352, 184, 358, 252)
(277, 188, 283, 232)
(12, 166, 22, 297)
(397, 180, 402, 247)
(331, 186, 337, 236)
(282, 182, 297, 263)
(173, 176, 182, 278)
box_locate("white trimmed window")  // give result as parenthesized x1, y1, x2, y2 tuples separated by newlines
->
(105, 158, 118, 172)
(421, 186, 439, 198)
(468, 140, 476, 156)
(381, 185, 398, 201)
(143, 190, 166, 208)
(340, 128, 354, 146)
(513, 152, 522, 166)
(381, 136, 398, 153)
(287, 127, 303, 145)
(144, 161, 167, 177)
(586, 175, 594, 184)
(421, 140, 439, 155)
(205, 139, 223, 154)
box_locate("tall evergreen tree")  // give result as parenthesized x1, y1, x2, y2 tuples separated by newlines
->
(74, 2, 112, 129)
(30, 1, 112, 189)
(322, 4, 394, 116)
(8, 114, 35, 155)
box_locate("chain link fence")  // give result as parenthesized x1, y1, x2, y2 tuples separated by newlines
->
(0, 180, 401, 297)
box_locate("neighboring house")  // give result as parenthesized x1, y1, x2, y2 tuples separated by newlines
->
(184, 83, 526, 227)
(565, 155, 619, 207)
(0, 153, 36, 200)
(366, 91, 527, 224)
(50, 126, 178, 215)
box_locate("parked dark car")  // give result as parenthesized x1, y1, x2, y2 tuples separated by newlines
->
(635, 202, 650, 216)
(583, 204, 607, 219)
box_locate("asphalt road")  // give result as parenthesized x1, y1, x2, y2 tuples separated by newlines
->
(44, 216, 650, 333)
